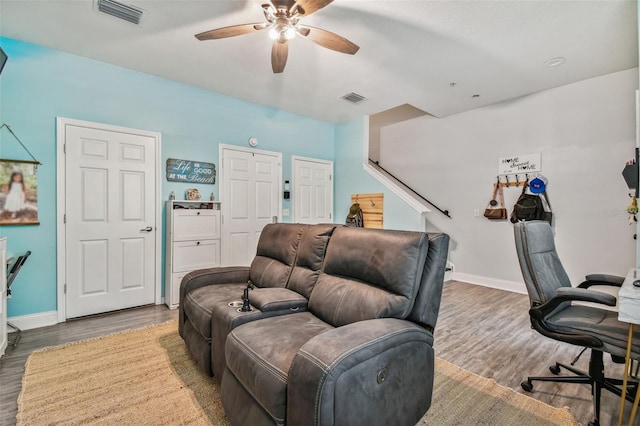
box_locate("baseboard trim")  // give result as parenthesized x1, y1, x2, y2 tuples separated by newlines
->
(7, 310, 58, 331)
(452, 272, 527, 295)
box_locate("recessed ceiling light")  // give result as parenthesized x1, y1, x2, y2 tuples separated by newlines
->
(544, 57, 566, 67)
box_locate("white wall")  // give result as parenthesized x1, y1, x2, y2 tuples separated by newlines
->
(334, 117, 426, 232)
(380, 69, 638, 291)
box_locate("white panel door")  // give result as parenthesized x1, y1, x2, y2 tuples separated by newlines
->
(293, 157, 333, 224)
(65, 125, 157, 318)
(221, 147, 280, 266)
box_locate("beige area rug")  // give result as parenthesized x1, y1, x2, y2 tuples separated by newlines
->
(17, 321, 578, 426)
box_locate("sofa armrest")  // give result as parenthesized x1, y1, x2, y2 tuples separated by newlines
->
(179, 267, 250, 336)
(287, 319, 434, 426)
(179, 266, 250, 304)
(249, 288, 307, 312)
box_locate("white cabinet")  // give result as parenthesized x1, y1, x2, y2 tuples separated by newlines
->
(0, 238, 7, 357)
(165, 201, 221, 309)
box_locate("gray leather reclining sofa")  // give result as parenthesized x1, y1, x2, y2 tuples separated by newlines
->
(179, 223, 449, 426)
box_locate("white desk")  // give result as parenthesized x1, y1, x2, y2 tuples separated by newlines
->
(618, 268, 640, 426)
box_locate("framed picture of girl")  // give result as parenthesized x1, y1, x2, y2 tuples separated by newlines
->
(0, 159, 39, 226)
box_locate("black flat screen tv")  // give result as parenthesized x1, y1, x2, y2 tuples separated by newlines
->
(0, 47, 7, 75)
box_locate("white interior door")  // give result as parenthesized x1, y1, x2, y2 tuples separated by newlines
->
(64, 123, 158, 318)
(221, 146, 281, 266)
(292, 157, 333, 224)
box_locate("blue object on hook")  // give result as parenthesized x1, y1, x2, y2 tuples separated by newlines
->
(529, 176, 546, 193)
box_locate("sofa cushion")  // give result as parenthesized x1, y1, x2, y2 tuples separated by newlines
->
(225, 312, 333, 423)
(249, 223, 308, 288)
(309, 227, 429, 327)
(287, 224, 338, 298)
(183, 283, 246, 338)
(209, 289, 308, 377)
(179, 267, 250, 338)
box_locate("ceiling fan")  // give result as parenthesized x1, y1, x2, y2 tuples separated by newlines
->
(195, 0, 359, 73)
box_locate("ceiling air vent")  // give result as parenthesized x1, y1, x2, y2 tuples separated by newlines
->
(341, 92, 367, 104)
(97, 0, 144, 24)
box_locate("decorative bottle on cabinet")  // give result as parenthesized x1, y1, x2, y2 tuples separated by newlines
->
(0, 238, 7, 357)
(165, 201, 221, 309)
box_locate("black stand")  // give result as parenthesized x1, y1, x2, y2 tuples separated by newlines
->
(240, 281, 254, 312)
(6, 251, 31, 347)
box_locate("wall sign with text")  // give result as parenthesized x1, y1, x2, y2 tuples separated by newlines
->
(166, 158, 216, 184)
(498, 153, 541, 175)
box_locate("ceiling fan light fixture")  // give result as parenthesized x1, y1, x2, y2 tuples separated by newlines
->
(269, 22, 295, 41)
(195, 0, 359, 74)
(284, 26, 296, 40)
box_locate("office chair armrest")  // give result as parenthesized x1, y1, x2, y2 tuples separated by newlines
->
(532, 287, 617, 320)
(555, 287, 617, 306)
(578, 274, 624, 289)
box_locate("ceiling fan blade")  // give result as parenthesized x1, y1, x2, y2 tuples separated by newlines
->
(296, 27, 310, 37)
(271, 41, 289, 73)
(291, 0, 333, 16)
(195, 23, 265, 41)
(299, 25, 359, 54)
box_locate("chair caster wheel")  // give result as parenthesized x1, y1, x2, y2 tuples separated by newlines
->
(549, 365, 561, 375)
(587, 421, 598, 426)
(521, 381, 533, 392)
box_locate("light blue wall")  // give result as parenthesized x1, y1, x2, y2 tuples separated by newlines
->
(0, 37, 335, 317)
(334, 117, 424, 231)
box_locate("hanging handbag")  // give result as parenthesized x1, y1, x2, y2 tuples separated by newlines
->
(510, 180, 552, 224)
(484, 181, 507, 220)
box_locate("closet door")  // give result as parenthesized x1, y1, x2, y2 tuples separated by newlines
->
(292, 156, 333, 224)
(64, 122, 158, 319)
(220, 146, 281, 266)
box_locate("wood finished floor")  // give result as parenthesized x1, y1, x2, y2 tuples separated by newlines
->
(0, 281, 636, 425)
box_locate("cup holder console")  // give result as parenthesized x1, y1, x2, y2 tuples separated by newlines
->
(229, 300, 252, 312)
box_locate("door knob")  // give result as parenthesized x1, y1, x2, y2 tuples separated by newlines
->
(140, 226, 153, 232)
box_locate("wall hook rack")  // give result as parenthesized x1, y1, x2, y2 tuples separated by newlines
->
(498, 173, 533, 188)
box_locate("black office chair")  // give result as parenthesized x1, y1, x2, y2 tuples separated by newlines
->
(514, 221, 639, 426)
(6, 250, 30, 347)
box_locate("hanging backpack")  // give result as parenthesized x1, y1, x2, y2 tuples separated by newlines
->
(510, 180, 552, 224)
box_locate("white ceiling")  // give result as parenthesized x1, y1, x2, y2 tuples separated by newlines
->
(0, 0, 637, 123)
